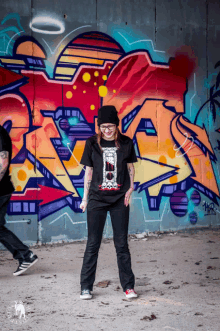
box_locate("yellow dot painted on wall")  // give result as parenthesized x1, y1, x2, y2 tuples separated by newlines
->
(73, 85, 77, 90)
(17, 169, 27, 181)
(193, 158, 199, 165)
(82, 72, 91, 82)
(94, 71, 99, 77)
(169, 175, 178, 184)
(102, 75, 107, 81)
(159, 155, 167, 166)
(206, 171, 213, 180)
(94, 82, 97, 86)
(27, 162, 34, 170)
(113, 89, 116, 93)
(66, 91, 73, 99)
(166, 138, 171, 146)
(16, 185, 22, 191)
(90, 105, 95, 110)
(83, 90, 86, 94)
(98, 85, 108, 97)
(108, 66, 111, 69)
(205, 160, 210, 167)
(167, 147, 176, 159)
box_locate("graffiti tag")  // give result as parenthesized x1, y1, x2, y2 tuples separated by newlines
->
(202, 202, 216, 216)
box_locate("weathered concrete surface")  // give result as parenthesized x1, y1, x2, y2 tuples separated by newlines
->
(0, 228, 219, 331)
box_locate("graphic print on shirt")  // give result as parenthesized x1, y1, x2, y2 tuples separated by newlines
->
(99, 147, 121, 190)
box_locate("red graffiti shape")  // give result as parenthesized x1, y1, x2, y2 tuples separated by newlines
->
(11, 185, 72, 205)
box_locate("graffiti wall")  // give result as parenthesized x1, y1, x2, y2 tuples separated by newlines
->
(0, 0, 219, 245)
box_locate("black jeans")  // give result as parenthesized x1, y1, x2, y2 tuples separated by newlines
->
(80, 197, 135, 292)
(0, 195, 30, 262)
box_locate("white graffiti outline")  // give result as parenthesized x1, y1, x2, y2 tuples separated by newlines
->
(49, 212, 86, 225)
(118, 32, 166, 53)
(173, 132, 194, 158)
(29, 17, 65, 35)
(6, 31, 24, 54)
(133, 198, 168, 222)
(42, 25, 92, 54)
(66, 143, 85, 171)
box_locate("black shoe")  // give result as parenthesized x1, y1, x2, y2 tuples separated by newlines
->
(13, 252, 38, 276)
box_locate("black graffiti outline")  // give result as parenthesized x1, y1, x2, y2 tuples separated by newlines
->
(202, 201, 216, 216)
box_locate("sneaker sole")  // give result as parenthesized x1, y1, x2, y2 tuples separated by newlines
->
(13, 258, 38, 276)
(124, 293, 138, 299)
(80, 295, 92, 300)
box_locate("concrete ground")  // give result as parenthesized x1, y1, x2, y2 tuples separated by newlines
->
(0, 228, 220, 331)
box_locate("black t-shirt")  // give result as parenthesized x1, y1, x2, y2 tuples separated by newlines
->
(0, 125, 14, 197)
(80, 133, 137, 208)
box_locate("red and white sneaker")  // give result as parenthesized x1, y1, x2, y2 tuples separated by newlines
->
(124, 289, 138, 299)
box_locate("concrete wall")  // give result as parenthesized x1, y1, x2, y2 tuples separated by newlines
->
(0, 0, 219, 246)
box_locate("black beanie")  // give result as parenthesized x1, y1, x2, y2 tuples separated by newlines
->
(98, 105, 119, 126)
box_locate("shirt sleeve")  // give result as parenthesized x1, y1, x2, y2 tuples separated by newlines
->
(80, 139, 93, 167)
(127, 140, 137, 163)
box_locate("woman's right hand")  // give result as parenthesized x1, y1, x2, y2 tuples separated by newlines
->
(79, 200, 88, 213)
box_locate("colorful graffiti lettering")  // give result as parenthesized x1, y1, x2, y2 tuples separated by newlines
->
(102, 51, 219, 211)
(0, 14, 219, 228)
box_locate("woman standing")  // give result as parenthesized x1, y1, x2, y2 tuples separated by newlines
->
(79, 105, 138, 300)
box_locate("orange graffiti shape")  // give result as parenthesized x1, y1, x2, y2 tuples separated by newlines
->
(0, 94, 30, 159)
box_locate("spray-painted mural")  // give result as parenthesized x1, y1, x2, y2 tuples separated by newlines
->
(102, 52, 220, 216)
(0, 12, 219, 242)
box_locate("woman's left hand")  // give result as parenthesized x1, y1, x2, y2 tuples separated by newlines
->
(124, 187, 133, 206)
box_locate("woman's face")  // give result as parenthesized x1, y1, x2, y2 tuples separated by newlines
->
(100, 123, 117, 140)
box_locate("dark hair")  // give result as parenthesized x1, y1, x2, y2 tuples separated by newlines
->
(96, 127, 121, 152)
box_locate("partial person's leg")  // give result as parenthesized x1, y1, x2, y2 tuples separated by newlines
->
(80, 207, 107, 291)
(0, 195, 30, 262)
(110, 198, 135, 292)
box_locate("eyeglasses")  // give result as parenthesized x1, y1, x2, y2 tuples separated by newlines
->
(100, 125, 116, 131)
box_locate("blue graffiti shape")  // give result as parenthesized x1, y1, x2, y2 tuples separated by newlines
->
(0, 14, 25, 55)
(189, 211, 198, 224)
(190, 190, 201, 206)
(194, 60, 220, 125)
(1, 13, 24, 32)
(41, 107, 94, 160)
(170, 190, 188, 217)
(2, 120, 12, 133)
(121, 105, 141, 133)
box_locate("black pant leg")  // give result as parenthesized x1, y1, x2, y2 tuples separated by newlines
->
(0, 195, 30, 262)
(110, 199, 135, 292)
(80, 207, 107, 291)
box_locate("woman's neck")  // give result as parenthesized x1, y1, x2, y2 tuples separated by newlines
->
(102, 136, 115, 141)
